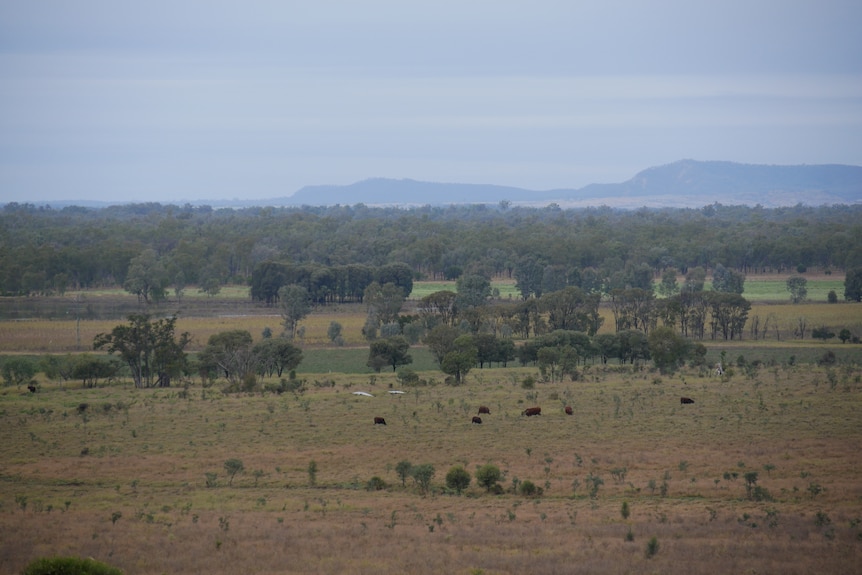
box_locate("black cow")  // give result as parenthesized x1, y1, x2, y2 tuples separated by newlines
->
(27, 384, 37, 393)
(472, 416, 483, 424)
(522, 406, 542, 417)
(478, 406, 491, 415)
(680, 397, 695, 405)
(374, 416, 387, 425)
(564, 405, 573, 416)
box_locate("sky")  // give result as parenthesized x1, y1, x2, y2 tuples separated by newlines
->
(1, 0, 861, 204)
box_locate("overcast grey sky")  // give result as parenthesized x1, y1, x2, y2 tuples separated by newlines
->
(1, 0, 860, 203)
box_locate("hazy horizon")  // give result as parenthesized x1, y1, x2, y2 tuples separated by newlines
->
(2, 1, 861, 204)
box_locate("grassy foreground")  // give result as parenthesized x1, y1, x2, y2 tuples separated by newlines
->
(1, 363, 861, 574)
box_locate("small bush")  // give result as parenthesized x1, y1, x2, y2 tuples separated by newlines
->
(366, 476, 387, 491)
(22, 556, 124, 575)
(645, 537, 660, 558)
(476, 464, 502, 492)
(519, 480, 539, 497)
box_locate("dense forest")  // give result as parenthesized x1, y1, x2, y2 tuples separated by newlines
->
(2, 201, 862, 297)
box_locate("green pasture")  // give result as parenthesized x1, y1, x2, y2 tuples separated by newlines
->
(59, 276, 846, 304)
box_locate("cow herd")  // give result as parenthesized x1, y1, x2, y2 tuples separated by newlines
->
(372, 396, 696, 426)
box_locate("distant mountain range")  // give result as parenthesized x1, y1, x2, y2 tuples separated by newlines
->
(283, 160, 862, 208)
(30, 160, 862, 209)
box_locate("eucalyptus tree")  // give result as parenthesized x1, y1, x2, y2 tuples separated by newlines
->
(785, 276, 808, 304)
(440, 335, 478, 384)
(418, 290, 458, 328)
(279, 284, 312, 339)
(198, 330, 256, 386)
(844, 267, 862, 302)
(712, 263, 745, 294)
(253, 337, 303, 377)
(367, 336, 413, 372)
(123, 249, 169, 304)
(93, 314, 190, 388)
(540, 286, 603, 335)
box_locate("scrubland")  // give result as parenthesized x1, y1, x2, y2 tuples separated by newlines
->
(1, 361, 861, 574)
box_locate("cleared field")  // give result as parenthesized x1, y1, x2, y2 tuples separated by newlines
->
(0, 363, 860, 574)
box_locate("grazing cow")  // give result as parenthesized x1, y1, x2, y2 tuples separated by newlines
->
(478, 406, 491, 415)
(472, 416, 483, 424)
(680, 397, 695, 405)
(565, 405, 573, 416)
(27, 384, 37, 393)
(373, 417, 387, 425)
(522, 406, 542, 417)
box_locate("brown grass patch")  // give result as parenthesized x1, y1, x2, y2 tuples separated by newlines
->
(1, 363, 861, 573)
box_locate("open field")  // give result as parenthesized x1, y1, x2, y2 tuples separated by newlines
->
(1, 363, 861, 574)
(2, 300, 861, 354)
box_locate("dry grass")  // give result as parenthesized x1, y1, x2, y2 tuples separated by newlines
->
(1, 363, 861, 574)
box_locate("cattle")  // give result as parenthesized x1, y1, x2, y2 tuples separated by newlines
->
(680, 397, 695, 405)
(522, 406, 542, 417)
(27, 384, 37, 393)
(472, 416, 483, 424)
(373, 417, 387, 425)
(564, 405, 573, 416)
(478, 406, 491, 415)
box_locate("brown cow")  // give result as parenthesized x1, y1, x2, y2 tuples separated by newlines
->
(564, 405, 573, 415)
(472, 416, 483, 424)
(373, 416, 387, 425)
(522, 406, 542, 417)
(680, 397, 695, 405)
(478, 406, 491, 415)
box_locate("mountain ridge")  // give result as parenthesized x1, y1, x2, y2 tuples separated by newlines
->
(285, 160, 862, 208)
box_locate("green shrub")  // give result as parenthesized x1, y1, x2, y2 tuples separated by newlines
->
(519, 480, 537, 496)
(445, 465, 472, 494)
(645, 537, 660, 558)
(22, 556, 123, 575)
(366, 476, 387, 491)
(475, 464, 502, 492)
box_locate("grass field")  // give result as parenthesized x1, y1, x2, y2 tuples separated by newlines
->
(1, 363, 861, 574)
(1, 278, 861, 573)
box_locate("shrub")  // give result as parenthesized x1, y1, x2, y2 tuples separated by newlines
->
(475, 464, 502, 492)
(22, 556, 124, 575)
(411, 463, 435, 494)
(395, 460, 413, 487)
(645, 537, 660, 559)
(366, 476, 387, 491)
(519, 479, 542, 497)
(445, 465, 472, 494)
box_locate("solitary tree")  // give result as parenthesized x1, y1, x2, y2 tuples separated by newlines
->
(445, 465, 472, 495)
(647, 326, 691, 373)
(786, 276, 808, 304)
(253, 337, 303, 377)
(224, 458, 244, 486)
(199, 330, 256, 386)
(367, 336, 413, 372)
(411, 463, 435, 494)
(441, 335, 478, 384)
(395, 460, 413, 487)
(845, 267, 862, 302)
(124, 249, 169, 304)
(94, 314, 190, 388)
(278, 284, 311, 339)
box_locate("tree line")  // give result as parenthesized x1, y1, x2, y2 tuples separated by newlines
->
(2, 201, 862, 297)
